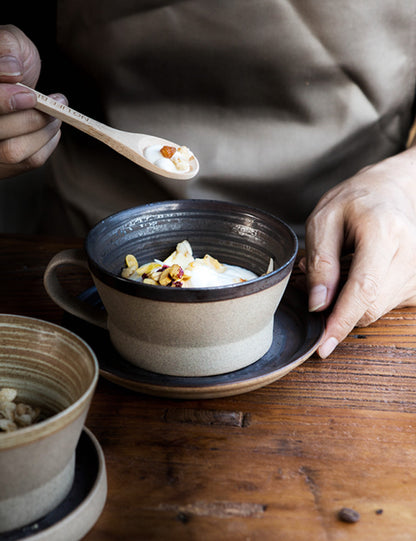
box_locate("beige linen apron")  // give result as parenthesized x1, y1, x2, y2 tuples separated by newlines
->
(50, 0, 416, 238)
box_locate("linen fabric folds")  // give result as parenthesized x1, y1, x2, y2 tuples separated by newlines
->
(51, 0, 416, 237)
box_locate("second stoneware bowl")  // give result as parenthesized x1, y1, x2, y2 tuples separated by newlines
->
(44, 200, 298, 377)
(0, 315, 99, 533)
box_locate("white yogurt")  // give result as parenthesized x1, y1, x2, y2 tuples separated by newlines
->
(144, 144, 193, 173)
(183, 259, 257, 288)
(143, 145, 177, 172)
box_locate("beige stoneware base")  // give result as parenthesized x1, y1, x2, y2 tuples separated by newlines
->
(4, 427, 107, 541)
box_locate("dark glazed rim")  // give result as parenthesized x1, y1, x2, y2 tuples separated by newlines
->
(85, 200, 298, 302)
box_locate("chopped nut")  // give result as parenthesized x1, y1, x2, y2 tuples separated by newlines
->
(157, 264, 185, 286)
(177, 146, 193, 161)
(171, 155, 189, 171)
(163, 240, 194, 269)
(0, 388, 17, 403)
(265, 257, 274, 274)
(136, 262, 163, 277)
(0, 419, 17, 432)
(125, 254, 138, 269)
(0, 388, 42, 432)
(121, 266, 137, 278)
(202, 254, 225, 272)
(176, 240, 192, 255)
(169, 264, 184, 281)
(121, 254, 139, 278)
(171, 146, 193, 170)
(143, 277, 159, 285)
(0, 401, 16, 420)
(16, 403, 40, 422)
(159, 267, 173, 286)
(121, 240, 258, 288)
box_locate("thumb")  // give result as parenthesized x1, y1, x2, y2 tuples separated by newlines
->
(0, 25, 41, 86)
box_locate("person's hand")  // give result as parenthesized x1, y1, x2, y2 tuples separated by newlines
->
(301, 147, 416, 358)
(0, 24, 67, 180)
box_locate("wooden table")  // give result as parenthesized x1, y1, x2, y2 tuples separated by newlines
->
(2, 233, 416, 540)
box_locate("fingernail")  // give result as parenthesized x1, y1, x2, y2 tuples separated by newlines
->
(11, 91, 37, 111)
(49, 93, 67, 105)
(0, 55, 22, 77)
(318, 337, 338, 358)
(298, 258, 306, 273)
(309, 284, 327, 312)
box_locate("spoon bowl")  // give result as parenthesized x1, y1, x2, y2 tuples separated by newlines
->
(17, 83, 199, 180)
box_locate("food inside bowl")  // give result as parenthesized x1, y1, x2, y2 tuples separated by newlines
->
(144, 145, 194, 173)
(0, 388, 43, 432)
(121, 240, 259, 288)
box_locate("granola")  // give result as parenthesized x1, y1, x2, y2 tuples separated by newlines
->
(0, 388, 42, 432)
(121, 240, 260, 288)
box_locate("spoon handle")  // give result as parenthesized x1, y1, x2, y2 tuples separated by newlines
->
(16, 83, 161, 171)
(17, 83, 122, 147)
(15, 83, 200, 180)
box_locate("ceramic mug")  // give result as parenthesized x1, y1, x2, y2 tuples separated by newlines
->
(0, 315, 99, 533)
(43, 200, 298, 377)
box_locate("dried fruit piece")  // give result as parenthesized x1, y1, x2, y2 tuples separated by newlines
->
(160, 145, 177, 159)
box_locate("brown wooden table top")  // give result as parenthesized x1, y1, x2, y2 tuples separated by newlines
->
(2, 233, 416, 540)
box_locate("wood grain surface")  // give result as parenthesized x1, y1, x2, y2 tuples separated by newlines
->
(2, 234, 416, 541)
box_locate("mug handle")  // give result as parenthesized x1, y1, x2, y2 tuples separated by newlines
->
(43, 248, 107, 329)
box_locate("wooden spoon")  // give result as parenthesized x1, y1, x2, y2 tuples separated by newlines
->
(17, 83, 199, 180)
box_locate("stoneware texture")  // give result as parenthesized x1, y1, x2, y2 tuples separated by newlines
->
(44, 200, 298, 376)
(0, 314, 99, 533)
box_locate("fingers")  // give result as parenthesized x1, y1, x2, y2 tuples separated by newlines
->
(317, 242, 388, 358)
(305, 206, 387, 359)
(0, 25, 41, 86)
(0, 86, 66, 136)
(304, 195, 345, 312)
(0, 116, 62, 164)
(305, 173, 416, 359)
(0, 130, 62, 178)
(0, 88, 67, 178)
(304, 174, 397, 359)
(0, 25, 60, 178)
(0, 83, 36, 114)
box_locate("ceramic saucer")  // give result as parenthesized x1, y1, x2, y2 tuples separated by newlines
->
(64, 286, 324, 399)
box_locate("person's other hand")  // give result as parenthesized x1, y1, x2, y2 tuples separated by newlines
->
(0, 24, 67, 180)
(301, 148, 416, 358)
